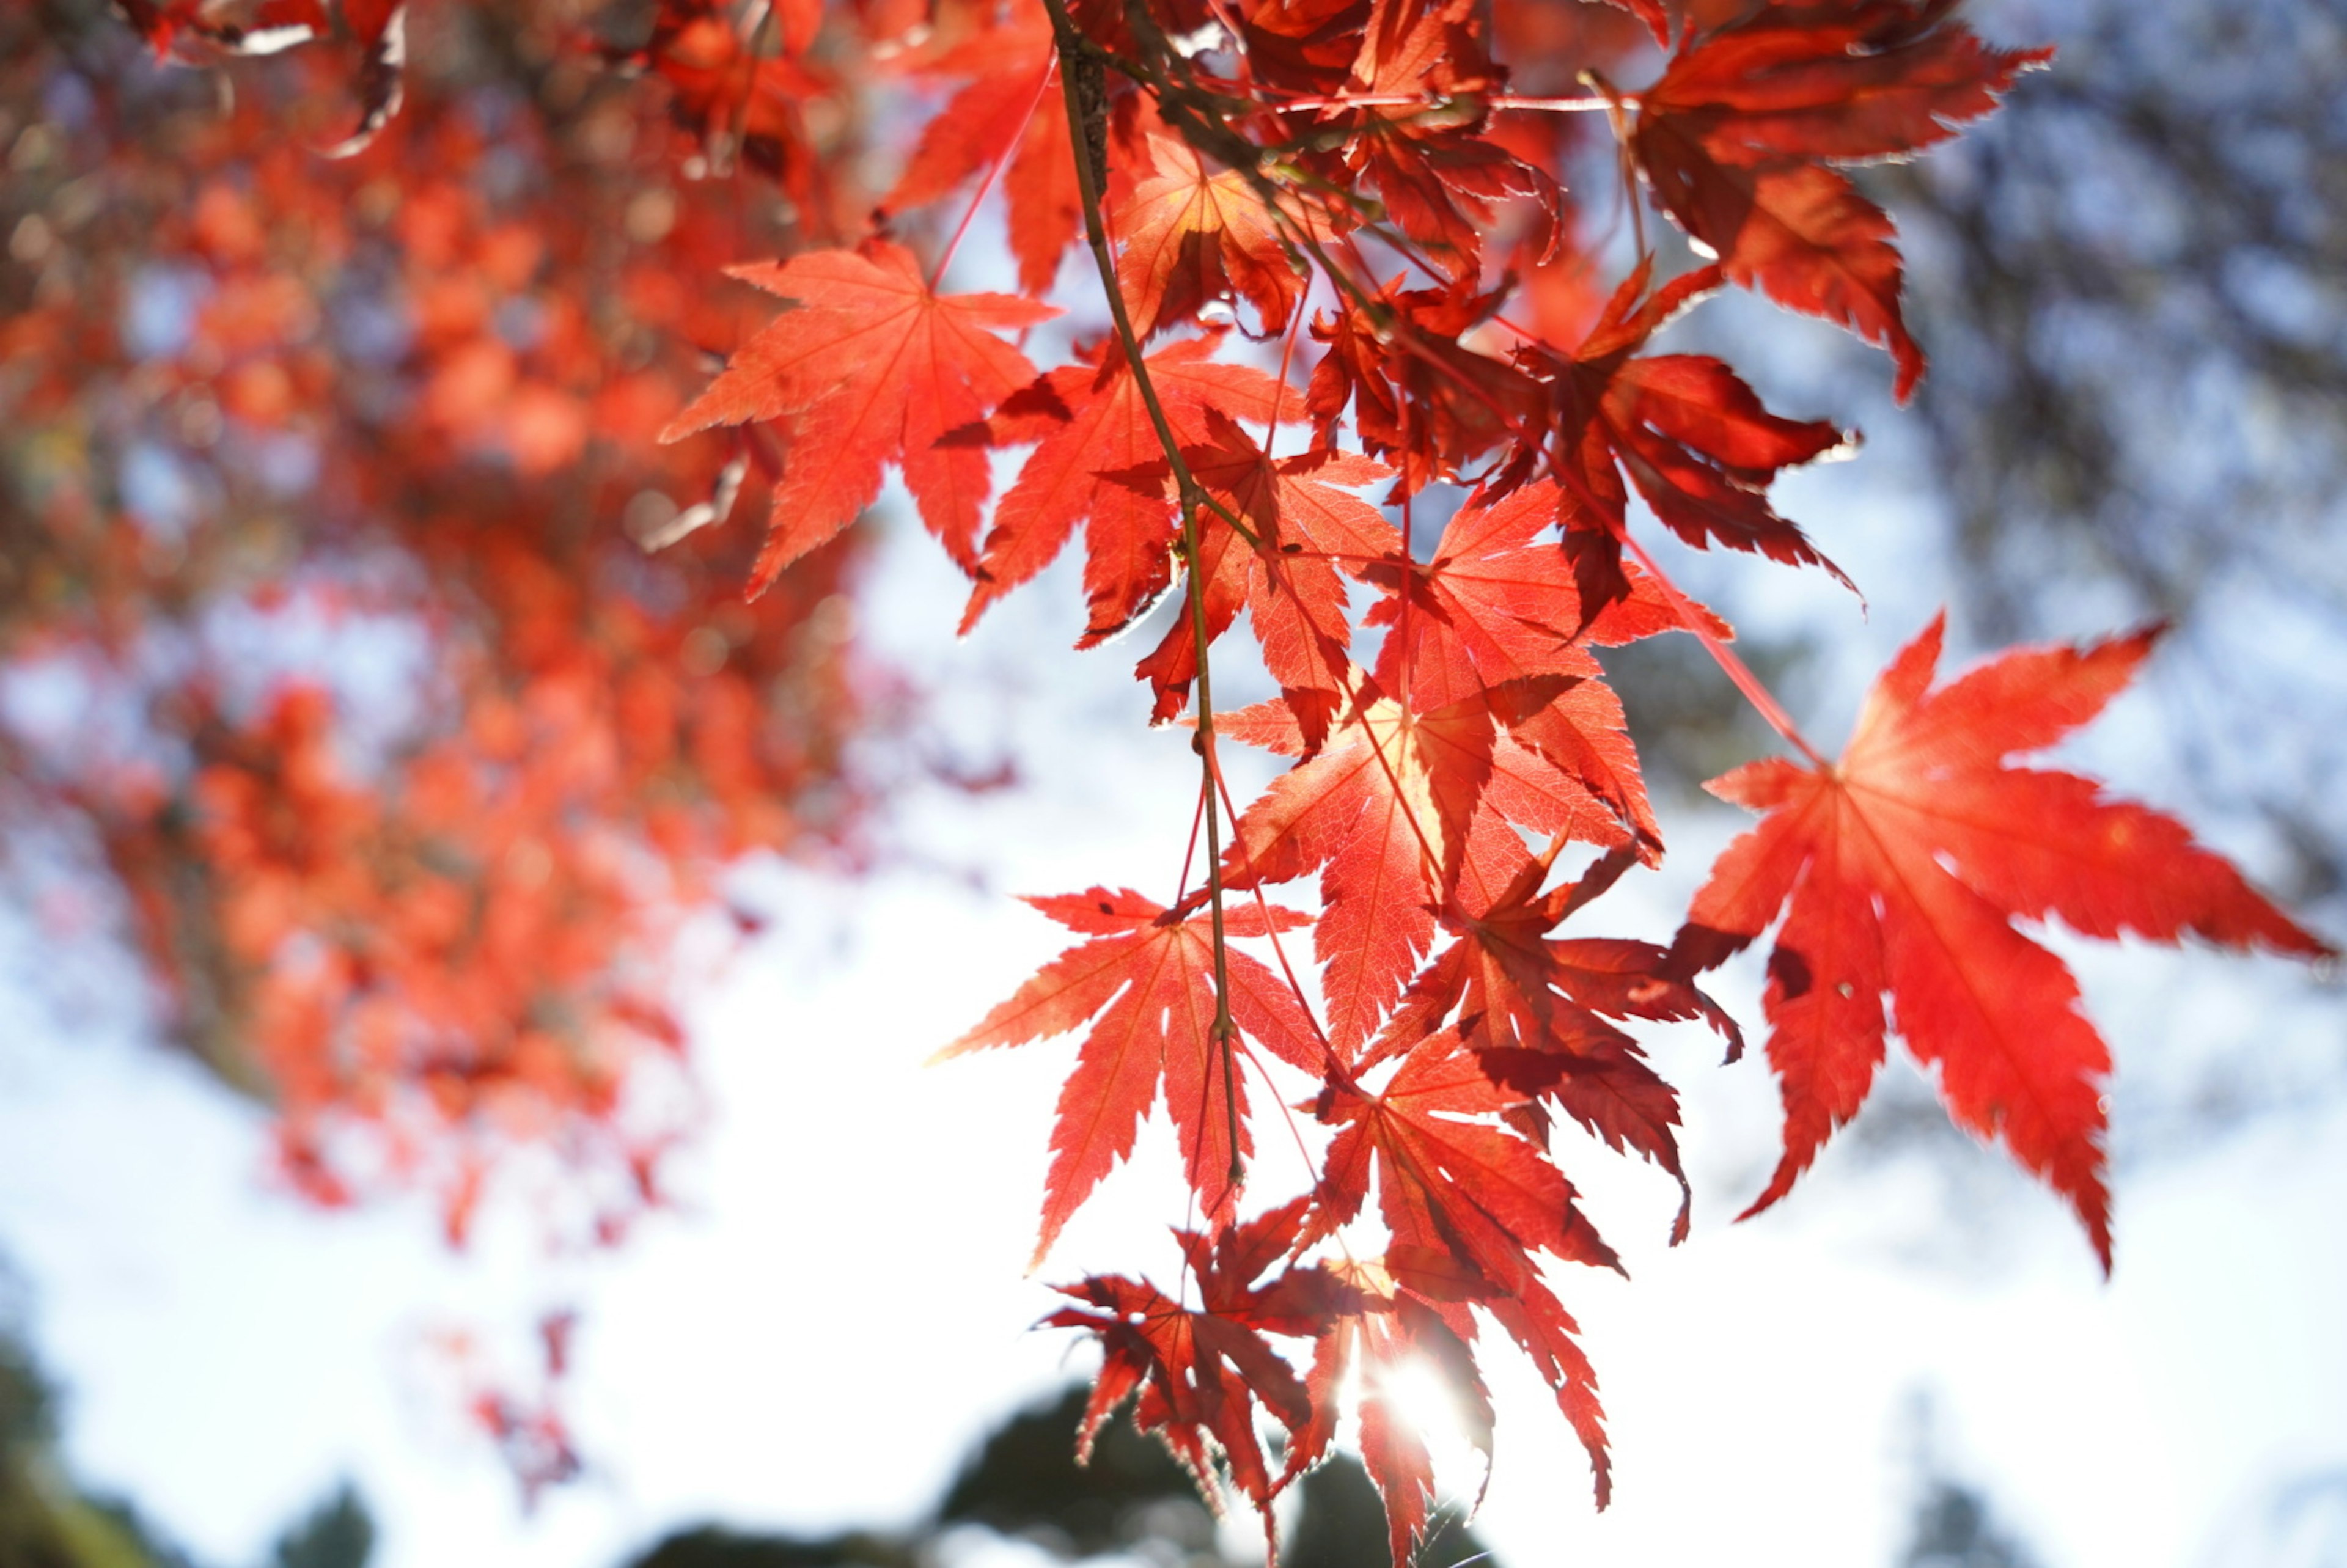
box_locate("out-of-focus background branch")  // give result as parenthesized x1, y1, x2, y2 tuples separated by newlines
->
(1894, 0, 2347, 907)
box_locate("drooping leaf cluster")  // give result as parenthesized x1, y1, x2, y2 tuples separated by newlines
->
(37, 0, 2338, 1555)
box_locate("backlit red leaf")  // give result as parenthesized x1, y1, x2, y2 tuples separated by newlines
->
(1522, 260, 1852, 609)
(1046, 1199, 1357, 1520)
(962, 337, 1290, 643)
(1634, 2, 2052, 399)
(1131, 412, 1398, 742)
(944, 887, 1324, 1262)
(1114, 136, 1308, 339)
(1307, 1034, 1614, 1501)
(1668, 616, 2332, 1267)
(663, 240, 1055, 587)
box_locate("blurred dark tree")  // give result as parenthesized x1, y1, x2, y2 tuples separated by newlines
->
(0, 1266, 378, 1568)
(0, 1311, 189, 1568)
(1901, 1482, 2038, 1568)
(1282, 1455, 1488, 1568)
(269, 1483, 373, 1568)
(628, 1385, 1498, 1568)
(1897, 1394, 2040, 1568)
(1593, 629, 1820, 805)
(938, 1385, 1219, 1558)
(628, 1527, 914, 1568)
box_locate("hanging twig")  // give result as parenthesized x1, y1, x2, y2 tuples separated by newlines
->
(1040, 0, 1248, 1190)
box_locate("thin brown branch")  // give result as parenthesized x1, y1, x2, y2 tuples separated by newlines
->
(1040, 0, 1247, 1189)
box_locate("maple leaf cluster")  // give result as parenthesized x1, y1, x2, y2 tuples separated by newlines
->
(0, 0, 871, 1250)
(853, 0, 2315, 1555)
(27, 0, 2335, 1550)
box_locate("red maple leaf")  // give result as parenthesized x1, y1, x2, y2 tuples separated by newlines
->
(1306, 1033, 1614, 1503)
(1294, 1267, 1494, 1568)
(1667, 616, 2332, 1267)
(662, 240, 1054, 587)
(1221, 675, 1636, 1055)
(130, 0, 407, 157)
(1311, 0, 1559, 278)
(1633, 1, 2052, 399)
(1588, 0, 1667, 46)
(1232, 0, 1376, 92)
(1519, 258, 1853, 610)
(1373, 834, 1739, 1242)
(1114, 136, 1309, 339)
(615, 0, 829, 182)
(1307, 276, 1543, 497)
(878, 10, 1078, 298)
(880, 1, 1170, 296)
(961, 337, 1288, 643)
(120, 0, 328, 56)
(1046, 1198, 1357, 1523)
(1365, 478, 1727, 692)
(1219, 689, 1467, 1055)
(943, 888, 1326, 1262)
(1362, 478, 1726, 856)
(1130, 411, 1398, 744)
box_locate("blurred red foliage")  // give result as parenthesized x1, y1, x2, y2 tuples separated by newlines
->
(0, 0, 874, 1249)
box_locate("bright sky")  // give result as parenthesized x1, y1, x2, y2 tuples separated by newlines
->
(1, 387, 2342, 1568)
